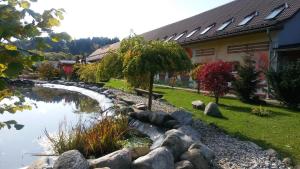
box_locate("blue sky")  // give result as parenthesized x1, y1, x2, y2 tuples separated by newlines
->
(32, 0, 234, 39)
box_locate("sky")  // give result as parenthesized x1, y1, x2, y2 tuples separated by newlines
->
(31, 0, 234, 40)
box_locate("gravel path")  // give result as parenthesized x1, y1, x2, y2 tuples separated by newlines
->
(111, 89, 291, 169)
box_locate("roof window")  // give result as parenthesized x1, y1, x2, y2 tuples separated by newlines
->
(217, 18, 234, 31)
(165, 34, 176, 42)
(186, 28, 200, 38)
(200, 24, 215, 35)
(238, 12, 258, 26)
(174, 31, 187, 41)
(265, 3, 288, 20)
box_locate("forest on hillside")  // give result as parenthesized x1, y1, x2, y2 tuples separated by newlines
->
(16, 37, 120, 60)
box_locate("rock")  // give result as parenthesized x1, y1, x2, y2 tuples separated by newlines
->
(175, 160, 194, 169)
(120, 97, 136, 105)
(163, 119, 180, 129)
(192, 101, 205, 110)
(89, 86, 99, 91)
(132, 147, 174, 169)
(282, 157, 292, 166)
(149, 111, 173, 126)
(171, 110, 193, 125)
(94, 168, 110, 169)
(53, 150, 89, 169)
(189, 142, 215, 163)
(89, 149, 132, 169)
(294, 165, 300, 169)
(115, 104, 134, 114)
(265, 148, 278, 157)
(177, 125, 201, 141)
(130, 147, 151, 160)
(107, 94, 116, 99)
(180, 149, 209, 169)
(27, 157, 51, 169)
(129, 111, 151, 122)
(204, 102, 222, 117)
(133, 103, 148, 110)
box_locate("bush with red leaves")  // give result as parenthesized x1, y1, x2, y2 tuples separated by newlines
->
(198, 61, 234, 104)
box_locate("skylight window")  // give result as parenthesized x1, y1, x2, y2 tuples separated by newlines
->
(217, 18, 234, 31)
(265, 3, 288, 20)
(238, 12, 258, 26)
(186, 28, 200, 38)
(200, 24, 215, 35)
(165, 34, 176, 42)
(174, 32, 186, 41)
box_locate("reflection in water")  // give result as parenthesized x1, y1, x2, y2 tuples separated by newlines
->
(0, 87, 102, 169)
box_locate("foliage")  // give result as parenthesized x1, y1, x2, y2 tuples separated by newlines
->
(76, 63, 97, 83)
(46, 116, 129, 158)
(96, 50, 123, 82)
(120, 36, 192, 110)
(251, 106, 272, 117)
(190, 64, 203, 93)
(105, 79, 300, 164)
(43, 52, 80, 61)
(17, 37, 120, 56)
(198, 61, 234, 104)
(37, 62, 61, 80)
(267, 62, 300, 108)
(232, 57, 261, 103)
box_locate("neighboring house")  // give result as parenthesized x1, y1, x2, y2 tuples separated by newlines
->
(86, 42, 120, 62)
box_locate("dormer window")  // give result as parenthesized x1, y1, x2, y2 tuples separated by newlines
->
(265, 3, 288, 20)
(200, 24, 215, 35)
(186, 28, 200, 38)
(165, 34, 176, 42)
(174, 31, 187, 41)
(238, 12, 258, 26)
(217, 18, 234, 31)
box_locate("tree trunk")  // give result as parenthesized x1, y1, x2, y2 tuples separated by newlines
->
(197, 82, 200, 94)
(148, 73, 154, 111)
(215, 96, 219, 104)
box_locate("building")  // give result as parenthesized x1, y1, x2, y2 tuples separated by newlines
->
(87, 42, 120, 63)
(87, 0, 300, 95)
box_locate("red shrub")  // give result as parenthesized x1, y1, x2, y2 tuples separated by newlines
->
(198, 61, 234, 104)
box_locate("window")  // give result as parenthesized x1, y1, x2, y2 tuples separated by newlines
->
(217, 18, 234, 31)
(265, 3, 288, 20)
(200, 24, 215, 35)
(238, 12, 258, 26)
(165, 34, 176, 42)
(186, 28, 200, 38)
(174, 32, 186, 41)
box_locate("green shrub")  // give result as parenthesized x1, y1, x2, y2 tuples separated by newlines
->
(267, 62, 300, 108)
(251, 106, 272, 117)
(76, 63, 97, 83)
(96, 51, 123, 82)
(45, 116, 129, 158)
(38, 62, 61, 80)
(233, 57, 261, 103)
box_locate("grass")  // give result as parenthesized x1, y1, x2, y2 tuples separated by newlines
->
(105, 79, 300, 165)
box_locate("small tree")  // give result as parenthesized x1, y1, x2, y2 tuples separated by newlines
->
(233, 57, 261, 103)
(198, 61, 234, 104)
(190, 64, 203, 93)
(120, 36, 192, 110)
(38, 62, 61, 80)
(267, 62, 300, 108)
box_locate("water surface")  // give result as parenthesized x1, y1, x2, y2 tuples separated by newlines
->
(0, 86, 106, 169)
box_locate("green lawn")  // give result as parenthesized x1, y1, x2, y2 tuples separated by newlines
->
(105, 79, 300, 165)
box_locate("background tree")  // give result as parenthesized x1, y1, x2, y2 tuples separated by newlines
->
(120, 36, 192, 110)
(233, 57, 261, 103)
(267, 62, 300, 108)
(198, 61, 234, 104)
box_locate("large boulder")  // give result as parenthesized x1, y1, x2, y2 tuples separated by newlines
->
(192, 101, 205, 110)
(177, 125, 201, 141)
(180, 149, 209, 169)
(189, 142, 215, 163)
(130, 146, 151, 160)
(130, 111, 174, 127)
(88, 149, 132, 169)
(53, 150, 89, 169)
(132, 147, 174, 169)
(170, 110, 193, 125)
(203, 102, 222, 118)
(175, 160, 194, 169)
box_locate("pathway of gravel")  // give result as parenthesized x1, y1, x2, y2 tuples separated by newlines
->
(111, 89, 291, 169)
